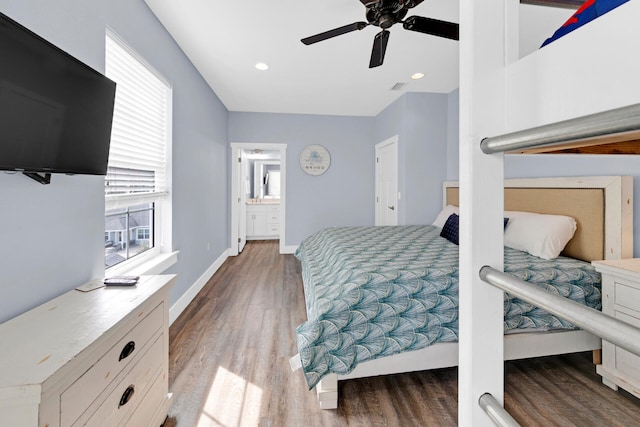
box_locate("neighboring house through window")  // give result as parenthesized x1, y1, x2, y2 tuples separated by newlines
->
(104, 29, 172, 271)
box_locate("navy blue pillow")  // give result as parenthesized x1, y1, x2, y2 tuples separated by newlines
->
(440, 214, 510, 246)
(440, 213, 460, 245)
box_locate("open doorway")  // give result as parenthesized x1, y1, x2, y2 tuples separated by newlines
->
(230, 143, 287, 256)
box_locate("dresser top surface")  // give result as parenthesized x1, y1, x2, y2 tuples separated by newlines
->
(592, 258, 640, 275)
(0, 275, 175, 389)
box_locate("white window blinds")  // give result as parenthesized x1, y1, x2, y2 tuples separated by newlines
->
(105, 31, 170, 208)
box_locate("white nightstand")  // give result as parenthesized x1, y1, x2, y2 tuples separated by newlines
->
(592, 258, 640, 398)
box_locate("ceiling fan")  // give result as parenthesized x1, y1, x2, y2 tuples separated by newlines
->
(301, 0, 459, 68)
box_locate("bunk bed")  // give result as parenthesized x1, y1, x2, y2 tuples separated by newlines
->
(459, 0, 640, 422)
(540, 0, 630, 47)
(293, 176, 633, 409)
(504, 0, 640, 154)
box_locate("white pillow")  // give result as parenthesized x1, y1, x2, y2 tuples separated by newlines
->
(432, 205, 459, 228)
(504, 211, 577, 259)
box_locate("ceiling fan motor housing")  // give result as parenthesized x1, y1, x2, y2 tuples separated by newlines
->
(365, 0, 411, 29)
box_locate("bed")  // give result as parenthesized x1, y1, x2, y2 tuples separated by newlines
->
(292, 175, 632, 409)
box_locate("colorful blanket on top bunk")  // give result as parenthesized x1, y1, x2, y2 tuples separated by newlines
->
(541, 0, 630, 47)
(294, 225, 601, 389)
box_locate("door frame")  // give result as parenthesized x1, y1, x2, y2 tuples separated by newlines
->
(375, 135, 399, 226)
(230, 142, 287, 256)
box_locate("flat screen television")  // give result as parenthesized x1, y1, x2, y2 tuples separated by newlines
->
(0, 11, 116, 182)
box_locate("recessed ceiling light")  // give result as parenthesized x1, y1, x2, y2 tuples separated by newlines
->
(255, 62, 269, 71)
(411, 72, 425, 80)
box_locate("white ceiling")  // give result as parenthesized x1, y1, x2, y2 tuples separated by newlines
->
(143, 0, 573, 117)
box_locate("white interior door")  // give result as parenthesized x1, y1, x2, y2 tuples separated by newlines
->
(238, 151, 247, 253)
(375, 136, 399, 226)
(230, 147, 248, 255)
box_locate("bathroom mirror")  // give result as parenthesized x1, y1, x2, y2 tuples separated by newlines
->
(253, 161, 280, 199)
(243, 149, 281, 200)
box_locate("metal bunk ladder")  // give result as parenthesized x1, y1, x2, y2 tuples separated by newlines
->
(477, 102, 640, 426)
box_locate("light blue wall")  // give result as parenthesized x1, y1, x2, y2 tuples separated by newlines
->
(446, 89, 460, 181)
(375, 93, 449, 226)
(229, 93, 449, 247)
(404, 93, 448, 225)
(229, 112, 375, 246)
(0, 0, 229, 323)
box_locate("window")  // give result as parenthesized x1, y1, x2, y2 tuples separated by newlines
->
(137, 227, 151, 241)
(105, 203, 154, 267)
(104, 30, 172, 271)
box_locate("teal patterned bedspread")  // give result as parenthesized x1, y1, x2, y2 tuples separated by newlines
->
(294, 225, 601, 389)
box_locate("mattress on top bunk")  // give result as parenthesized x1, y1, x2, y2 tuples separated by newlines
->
(294, 225, 601, 389)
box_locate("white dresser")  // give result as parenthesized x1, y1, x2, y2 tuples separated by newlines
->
(246, 203, 280, 240)
(592, 259, 640, 398)
(0, 274, 175, 427)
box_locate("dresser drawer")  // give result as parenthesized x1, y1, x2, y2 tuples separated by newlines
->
(268, 224, 280, 234)
(267, 212, 280, 223)
(246, 205, 263, 213)
(614, 310, 640, 381)
(79, 333, 164, 427)
(61, 301, 164, 426)
(614, 280, 640, 313)
(266, 205, 280, 213)
(124, 369, 167, 427)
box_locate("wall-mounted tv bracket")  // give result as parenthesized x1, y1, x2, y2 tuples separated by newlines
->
(23, 172, 51, 184)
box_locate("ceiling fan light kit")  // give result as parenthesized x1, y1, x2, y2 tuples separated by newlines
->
(301, 0, 459, 68)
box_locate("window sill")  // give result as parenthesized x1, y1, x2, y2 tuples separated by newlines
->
(107, 250, 179, 277)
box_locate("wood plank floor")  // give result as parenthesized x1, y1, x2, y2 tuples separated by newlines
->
(163, 240, 640, 426)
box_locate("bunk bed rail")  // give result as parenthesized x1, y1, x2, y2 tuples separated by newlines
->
(478, 393, 521, 427)
(480, 102, 640, 154)
(479, 266, 640, 358)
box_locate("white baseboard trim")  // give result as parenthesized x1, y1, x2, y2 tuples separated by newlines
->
(281, 245, 298, 254)
(169, 248, 230, 325)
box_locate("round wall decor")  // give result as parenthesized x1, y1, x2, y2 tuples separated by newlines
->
(299, 144, 331, 176)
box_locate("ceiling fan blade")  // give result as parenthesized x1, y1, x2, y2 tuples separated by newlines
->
(359, 0, 380, 7)
(369, 30, 390, 68)
(301, 22, 368, 45)
(403, 16, 459, 41)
